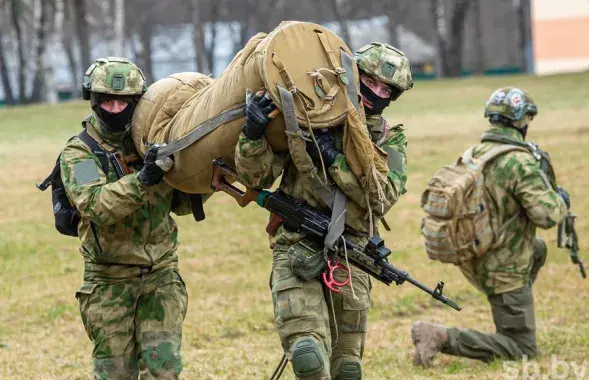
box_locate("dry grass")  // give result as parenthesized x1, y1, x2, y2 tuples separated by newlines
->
(1, 73, 588, 379)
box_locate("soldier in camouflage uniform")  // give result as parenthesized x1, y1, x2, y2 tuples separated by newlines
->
(62, 57, 194, 379)
(412, 87, 570, 366)
(235, 43, 413, 379)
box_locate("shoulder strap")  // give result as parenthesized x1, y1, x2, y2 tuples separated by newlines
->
(462, 144, 528, 171)
(78, 129, 110, 175)
(36, 135, 79, 191)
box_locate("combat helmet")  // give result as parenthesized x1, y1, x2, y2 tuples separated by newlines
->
(354, 42, 414, 100)
(484, 87, 538, 129)
(82, 57, 147, 100)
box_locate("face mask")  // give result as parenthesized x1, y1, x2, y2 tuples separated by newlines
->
(92, 103, 135, 132)
(360, 80, 391, 115)
(90, 92, 136, 132)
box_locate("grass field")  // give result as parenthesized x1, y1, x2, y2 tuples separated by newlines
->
(1, 73, 588, 379)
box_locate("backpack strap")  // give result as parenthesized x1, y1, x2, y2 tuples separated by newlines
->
(462, 144, 528, 171)
(36, 135, 78, 191)
(78, 128, 110, 175)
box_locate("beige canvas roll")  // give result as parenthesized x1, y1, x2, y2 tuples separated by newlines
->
(132, 21, 378, 194)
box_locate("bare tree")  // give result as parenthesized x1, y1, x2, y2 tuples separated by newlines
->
(113, 0, 125, 55)
(72, 0, 90, 72)
(205, 0, 220, 74)
(331, 0, 351, 45)
(188, 0, 209, 73)
(30, 0, 54, 103)
(0, 1, 16, 105)
(10, 0, 26, 103)
(517, 0, 532, 73)
(381, 0, 409, 48)
(432, 0, 471, 77)
(62, 0, 79, 94)
(472, 0, 485, 75)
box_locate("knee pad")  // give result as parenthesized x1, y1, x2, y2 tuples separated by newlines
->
(291, 337, 326, 378)
(335, 360, 361, 380)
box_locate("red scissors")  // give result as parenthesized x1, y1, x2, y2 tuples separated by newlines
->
(321, 257, 350, 293)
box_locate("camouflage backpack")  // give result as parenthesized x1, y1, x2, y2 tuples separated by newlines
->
(420, 144, 527, 265)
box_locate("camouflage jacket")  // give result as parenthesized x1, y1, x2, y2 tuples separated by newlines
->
(235, 115, 408, 238)
(459, 126, 568, 295)
(61, 114, 192, 276)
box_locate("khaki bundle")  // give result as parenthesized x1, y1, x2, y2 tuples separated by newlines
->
(131, 21, 388, 194)
(420, 145, 526, 265)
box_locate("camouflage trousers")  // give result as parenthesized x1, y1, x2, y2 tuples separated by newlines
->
(75, 265, 188, 379)
(271, 241, 371, 380)
(442, 239, 547, 362)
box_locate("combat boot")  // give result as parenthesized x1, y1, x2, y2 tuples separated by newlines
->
(411, 321, 448, 368)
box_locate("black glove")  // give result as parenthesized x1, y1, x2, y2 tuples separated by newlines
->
(138, 145, 165, 186)
(307, 130, 340, 168)
(242, 92, 276, 140)
(557, 186, 571, 209)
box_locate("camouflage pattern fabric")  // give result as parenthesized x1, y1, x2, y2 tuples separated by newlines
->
(236, 117, 406, 378)
(354, 43, 413, 92)
(76, 267, 188, 379)
(235, 117, 408, 235)
(443, 285, 537, 362)
(458, 126, 567, 295)
(83, 57, 147, 97)
(271, 229, 371, 378)
(484, 87, 538, 124)
(61, 114, 192, 271)
(62, 114, 192, 377)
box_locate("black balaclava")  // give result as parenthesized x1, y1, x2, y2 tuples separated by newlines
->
(90, 92, 136, 132)
(360, 80, 392, 115)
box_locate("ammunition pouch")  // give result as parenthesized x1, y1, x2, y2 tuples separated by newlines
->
(288, 239, 327, 281)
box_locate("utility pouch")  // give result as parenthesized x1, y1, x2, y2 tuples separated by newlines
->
(287, 239, 326, 281)
(52, 186, 80, 236)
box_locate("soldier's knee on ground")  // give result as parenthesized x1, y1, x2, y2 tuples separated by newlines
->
(291, 337, 329, 379)
(530, 238, 547, 284)
(333, 360, 361, 380)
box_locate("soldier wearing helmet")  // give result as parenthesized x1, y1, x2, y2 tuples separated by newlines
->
(411, 87, 569, 367)
(60, 57, 194, 378)
(232, 43, 413, 380)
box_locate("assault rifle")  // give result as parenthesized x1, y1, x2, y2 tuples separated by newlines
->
(530, 142, 586, 279)
(210, 158, 461, 311)
(558, 213, 586, 278)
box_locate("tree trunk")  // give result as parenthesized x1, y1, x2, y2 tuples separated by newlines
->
(205, 0, 219, 75)
(30, 0, 52, 103)
(62, 0, 79, 96)
(518, 0, 533, 73)
(0, 4, 15, 105)
(139, 21, 153, 84)
(432, 0, 448, 78)
(72, 0, 90, 72)
(445, 0, 471, 77)
(473, 0, 485, 75)
(45, 0, 62, 104)
(332, 0, 351, 45)
(189, 0, 208, 73)
(10, 0, 27, 103)
(383, 0, 408, 48)
(113, 0, 124, 55)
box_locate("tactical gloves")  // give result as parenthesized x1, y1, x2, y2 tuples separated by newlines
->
(307, 130, 340, 168)
(138, 145, 166, 186)
(557, 186, 571, 209)
(242, 91, 277, 140)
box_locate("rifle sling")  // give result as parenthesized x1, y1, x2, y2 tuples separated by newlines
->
(277, 85, 346, 251)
